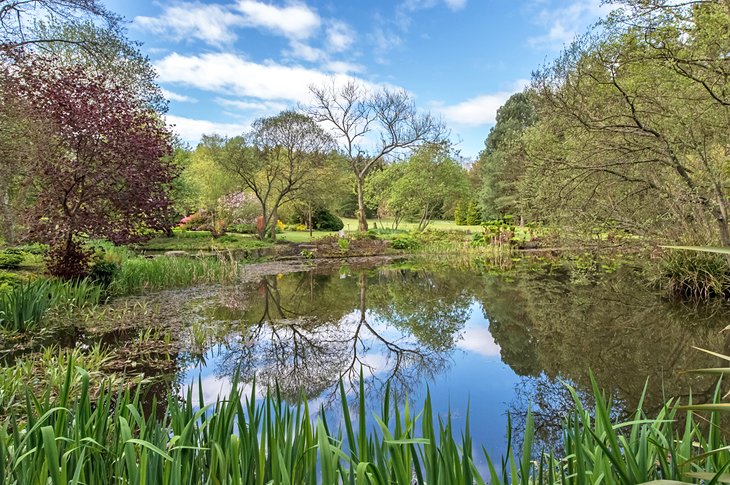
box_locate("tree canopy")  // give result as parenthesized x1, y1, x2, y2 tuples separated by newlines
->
(3, 55, 175, 276)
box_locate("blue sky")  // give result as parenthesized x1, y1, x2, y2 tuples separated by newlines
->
(104, 0, 610, 160)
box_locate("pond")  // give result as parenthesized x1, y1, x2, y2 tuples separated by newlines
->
(129, 257, 730, 464)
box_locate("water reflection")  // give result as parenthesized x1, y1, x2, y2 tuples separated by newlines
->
(198, 268, 470, 402)
(175, 261, 730, 453)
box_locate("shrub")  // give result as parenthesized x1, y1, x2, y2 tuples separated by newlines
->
(212, 219, 227, 237)
(181, 211, 213, 231)
(454, 201, 467, 225)
(0, 271, 22, 295)
(352, 229, 380, 241)
(313, 208, 344, 231)
(229, 223, 257, 234)
(216, 234, 240, 244)
(465, 201, 482, 225)
(338, 238, 350, 254)
(300, 249, 315, 259)
(5, 243, 47, 255)
(88, 251, 120, 287)
(391, 236, 418, 250)
(0, 252, 23, 269)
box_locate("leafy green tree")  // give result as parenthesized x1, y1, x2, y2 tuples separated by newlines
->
(365, 162, 407, 229)
(366, 144, 469, 231)
(453, 201, 466, 226)
(186, 140, 240, 214)
(523, 0, 730, 245)
(466, 201, 482, 226)
(166, 144, 197, 221)
(478, 92, 536, 220)
(209, 111, 335, 240)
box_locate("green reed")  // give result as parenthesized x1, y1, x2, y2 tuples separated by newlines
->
(0, 279, 101, 332)
(109, 253, 240, 296)
(1, 358, 729, 485)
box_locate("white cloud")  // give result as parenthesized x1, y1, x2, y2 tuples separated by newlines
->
(325, 20, 355, 52)
(161, 88, 196, 103)
(443, 0, 467, 10)
(434, 79, 529, 127)
(236, 0, 320, 39)
(322, 60, 363, 74)
(165, 114, 249, 144)
(155, 52, 376, 104)
(134, 0, 321, 46)
(456, 325, 501, 358)
(215, 97, 288, 112)
(287, 40, 326, 62)
(134, 3, 241, 45)
(528, 0, 611, 49)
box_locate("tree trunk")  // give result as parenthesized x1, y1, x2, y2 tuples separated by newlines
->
(418, 204, 430, 232)
(308, 201, 313, 238)
(257, 202, 267, 240)
(269, 206, 278, 241)
(356, 177, 368, 232)
(716, 216, 730, 247)
(1, 188, 15, 244)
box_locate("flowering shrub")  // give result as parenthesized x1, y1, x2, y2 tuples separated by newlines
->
(219, 192, 259, 225)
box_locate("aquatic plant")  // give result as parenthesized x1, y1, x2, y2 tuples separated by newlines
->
(0, 279, 102, 332)
(2, 357, 730, 484)
(109, 253, 240, 295)
(0, 280, 52, 331)
(0, 345, 117, 417)
(655, 245, 730, 299)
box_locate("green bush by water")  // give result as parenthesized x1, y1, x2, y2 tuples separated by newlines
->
(654, 248, 730, 299)
(0, 252, 23, 270)
(2, 359, 730, 484)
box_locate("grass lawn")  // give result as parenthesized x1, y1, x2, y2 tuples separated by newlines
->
(340, 217, 482, 233)
(138, 219, 486, 249)
(277, 230, 337, 243)
(277, 218, 484, 243)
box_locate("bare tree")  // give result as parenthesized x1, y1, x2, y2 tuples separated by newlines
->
(0, 0, 120, 49)
(308, 80, 446, 231)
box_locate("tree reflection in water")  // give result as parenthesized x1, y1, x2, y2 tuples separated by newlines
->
(210, 268, 465, 403)
(182, 261, 730, 442)
(484, 265, 730, 448)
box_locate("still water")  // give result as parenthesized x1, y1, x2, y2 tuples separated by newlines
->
(167, 259, 730, 459)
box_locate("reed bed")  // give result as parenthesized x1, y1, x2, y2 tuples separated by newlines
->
(1, 360, 729, 485)
(0, 279, 101, 332)
(109, 253, 241, 296)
